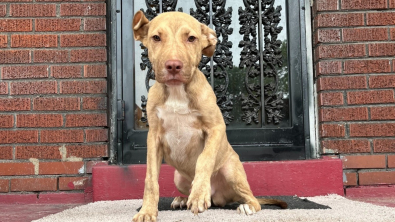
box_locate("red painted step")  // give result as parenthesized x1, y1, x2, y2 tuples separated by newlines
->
(92, 159, 343, 201)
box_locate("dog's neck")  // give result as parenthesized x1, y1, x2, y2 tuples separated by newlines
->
(164, 85, 190, 114)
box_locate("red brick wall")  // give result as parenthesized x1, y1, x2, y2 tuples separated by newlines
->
(0, 0, 108, 197)
(314, 0, 395, 188)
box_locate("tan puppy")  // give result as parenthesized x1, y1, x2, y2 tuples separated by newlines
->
(132, 11, 287, 222)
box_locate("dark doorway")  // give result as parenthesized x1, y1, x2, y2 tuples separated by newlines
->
(116, 0, 311, 164)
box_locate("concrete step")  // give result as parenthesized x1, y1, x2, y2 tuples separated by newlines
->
(92, 159, 343, 201)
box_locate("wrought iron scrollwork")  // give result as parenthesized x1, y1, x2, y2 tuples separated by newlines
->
(139, 0, 160, 125)
(191, 0, 235, 124)
(261, 0, 284, 124)
(239, 0, 284, 125)
(238, 0, 261, 125)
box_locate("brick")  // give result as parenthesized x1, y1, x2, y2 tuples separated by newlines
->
(0, 146, 13, 159)
(341, 155, 386, 169)
(60, 80, 107, 94)
(321, 139, 370, 153)
(316, 44, 365, 60)
(374, 139, 395, 152)
(371, 106, 395, 120)
(317, 76, 367, 91)
(11, 34, 57, 48)
(51, 65, 82, 78)
(17, 114, 63, 128)
(0, 130, 38, 143)
(318, 92, 344, 106)
(85, 129, 108, 142)
(391, 0, 395, 8)
(70, 49, 107, 62)
(0, 163, 34, 176)
(59, 177, 89, 190)
(341, 0, 387, 10)
(347, 90, 395, 104)
(0, 82, 7, 95)
(0, 5, 5, 17)
(33, 97, 80, 111)
(320, 107, 368, 122)
(60, 3, 106, 16)
(317, 61, 343, 75)
(84, 18, 106, 31)
(391, 28, 395, 40)
(369, 43, 395, 57)
(61, 34, 106, 47)
(389, 155, 395, 168)
(1, 0, 32, 2)
(359, 171, 395, 185)
(315, 29, 340, 43)
(344, 60, 391, 74)
(0, 50, 30, 64)
(0, 35, 7, 47)
(41, 129, 84, 143)
(66, 144, 108, 158)
(350, 123, 395, 137)
(320, 124, 345, 138)
(314, 0, 338, 11)
(367, 12, 395, 26)
(0, 115, 14, 128)
(10, 81, 57, 95)
(84, 65, 107, 78)
(344, 172, 357, 186)
(34, 50, 68, 63)
(0, 179, 9, 192)
(1, 65, 48, 79)
(11, 178, 57, 192)
(36, 18, 81, 32)
(86, 161, 107, 174)
(0, 98, 30, 111)
(343, 28, 387, 42)
(315, 13, 364, 28)
(10, 4, 56, 17)
(39, 162, 84, 175)
(0, 19, 32, 32)
(66, 113, 107, 127)
(16, 146, 62, 159)
(83, 97, 107, 110)
(370, 75, 395, 88)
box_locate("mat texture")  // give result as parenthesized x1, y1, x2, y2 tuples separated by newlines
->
(33, 195, 395, 222)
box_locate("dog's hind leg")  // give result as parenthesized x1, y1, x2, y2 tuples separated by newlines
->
(171, 170, 191, 209)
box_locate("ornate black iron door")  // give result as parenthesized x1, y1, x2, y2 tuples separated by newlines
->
(118, 0, 310, 164)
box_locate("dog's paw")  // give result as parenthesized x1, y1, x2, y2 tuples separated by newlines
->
(171, 196, 188, 209)
(132, 210, 158, 222)
(187, 184, 211, 215)
(237, 204, 257, 215)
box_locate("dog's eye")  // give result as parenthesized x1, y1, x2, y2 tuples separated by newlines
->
(152, 35, 161, 42)
(187, 36, 196, 42)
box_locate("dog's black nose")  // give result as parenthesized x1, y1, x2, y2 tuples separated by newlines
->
(165, 60, 183, 75)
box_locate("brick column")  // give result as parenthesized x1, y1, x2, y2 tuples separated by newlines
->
(0, 0, 108, 198)
(313, 0, 395, 188)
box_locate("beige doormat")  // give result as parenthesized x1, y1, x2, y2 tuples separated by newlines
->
(33, 195, 395, 222)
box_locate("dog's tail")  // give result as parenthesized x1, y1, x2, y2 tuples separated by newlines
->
(257, 198, 288, 209)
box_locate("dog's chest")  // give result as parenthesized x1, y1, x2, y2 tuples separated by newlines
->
(156, 86, 203, 161)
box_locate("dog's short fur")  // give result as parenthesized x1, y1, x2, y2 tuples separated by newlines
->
(132, 11, 287, 222)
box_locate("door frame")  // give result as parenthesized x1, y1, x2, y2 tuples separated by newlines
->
(107, 0, 318, 164)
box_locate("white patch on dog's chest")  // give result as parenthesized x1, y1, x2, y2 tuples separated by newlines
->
(156, 85, 203, 161)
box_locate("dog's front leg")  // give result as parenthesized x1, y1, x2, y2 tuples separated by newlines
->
(133, 130, 163, 222)
(187, 125, 226, 214)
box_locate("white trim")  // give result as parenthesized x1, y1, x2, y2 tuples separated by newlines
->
(304, 0, 319, 158)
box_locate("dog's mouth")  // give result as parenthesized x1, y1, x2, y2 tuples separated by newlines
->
(165, 79, 184, 86)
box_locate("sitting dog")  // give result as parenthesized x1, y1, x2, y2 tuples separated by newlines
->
(132, 11, 287, 222)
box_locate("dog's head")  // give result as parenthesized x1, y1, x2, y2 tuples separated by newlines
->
(133, 11, 217, 86)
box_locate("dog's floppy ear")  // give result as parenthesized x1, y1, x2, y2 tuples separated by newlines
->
(133, 11, 150, 41)
(201, 24, 217, 57)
